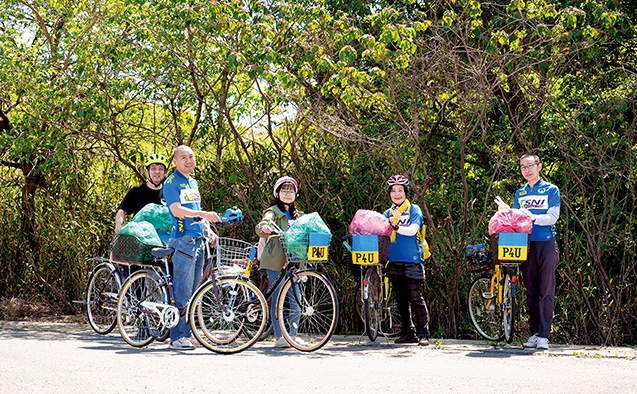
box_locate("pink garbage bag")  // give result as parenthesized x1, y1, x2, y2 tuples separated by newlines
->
(349, 209, 394, 236)
(488, 208, 533, 235)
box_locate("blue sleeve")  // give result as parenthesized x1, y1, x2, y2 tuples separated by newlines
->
(548, 186, 560, 209)
(410, 205, 424, 226)
(163, 175, 180, 207)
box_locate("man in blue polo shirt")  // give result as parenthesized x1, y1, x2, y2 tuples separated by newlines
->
(163, 145, 220, 350)
(512, 153, 560, 350)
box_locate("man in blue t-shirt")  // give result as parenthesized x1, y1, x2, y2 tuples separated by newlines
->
(512, 153, 560, 350)
(163, 145, 220, 350)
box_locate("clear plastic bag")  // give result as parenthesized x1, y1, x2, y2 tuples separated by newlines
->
(349, 209, 393, 236)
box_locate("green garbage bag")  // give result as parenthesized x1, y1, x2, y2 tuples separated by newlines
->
(284, 212, 331, 258)
(132, 203, 172, 234)
(119, 221, 163, 247)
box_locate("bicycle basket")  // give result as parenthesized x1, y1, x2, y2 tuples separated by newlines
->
(465, 243, 491, 272)
(216, 237, 256, 273)
(110, 234, 163, 266)
(281, 232, 330, 263)
(490, 232, 529, 265)
(351, 235, 390, 265)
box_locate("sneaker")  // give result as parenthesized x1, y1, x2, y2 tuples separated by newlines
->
(418, 337, 429, 346)
(274, 337, 291, 348)
(536, 337, 549, 350)
(524, 333, 539, 348)
(395, 331, 418, 344)
(170, 337, 196, 350)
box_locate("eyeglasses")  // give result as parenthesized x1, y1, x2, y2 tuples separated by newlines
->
(520, 163, 538, 171)
(279, 189, 296, 195)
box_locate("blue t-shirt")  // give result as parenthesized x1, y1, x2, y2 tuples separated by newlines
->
(163, 170, 204, 238)
(512, 179, 560, 241)
(383, 204, 425, 263)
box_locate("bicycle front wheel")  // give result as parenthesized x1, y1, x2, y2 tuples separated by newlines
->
(468, 277, 503, 341)
(502, 274, 516, 343)
(277, 270, 339, 352)
(116, 271, 166, 347)
(86, 263, 121, 335)
(190, 277, 267, 354)
(363, 267, 381, 342)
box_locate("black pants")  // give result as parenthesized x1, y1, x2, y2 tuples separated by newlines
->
(521, 240, 559, 339)
(392, 276, 430, 338)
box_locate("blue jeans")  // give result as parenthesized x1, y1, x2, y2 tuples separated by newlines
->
(169, 236, 204, 342)
(266, 269, 300, 338)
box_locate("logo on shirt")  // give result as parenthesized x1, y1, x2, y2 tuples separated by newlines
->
(519, 191, 527, 196)
(519, 195, 548, 209)
(180, 189, 201, 204)
(396, 212, 410, 226)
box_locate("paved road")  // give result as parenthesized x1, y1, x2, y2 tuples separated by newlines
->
(1, 321, 635, 394)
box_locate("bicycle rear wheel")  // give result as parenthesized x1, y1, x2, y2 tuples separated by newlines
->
(117, 271, 166, 347)
(190, 277, 267, 354)
(363, 267, 381, 342)
(277, 270, 339, 352)
(502, 273, 516, 343)
(468, 277, 503, 341)
(86, 263, 121, 335)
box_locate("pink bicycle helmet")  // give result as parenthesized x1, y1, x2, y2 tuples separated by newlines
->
(273, 176, 298, 197)
(386, 175, 410, 190)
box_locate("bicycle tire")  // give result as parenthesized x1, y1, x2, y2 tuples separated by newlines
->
(502, 273, 516, 343)
(364, 267, 381, 342)
(252, 269, 273, 342)
(190, 277, 267, 354)
(277, 270, 339, 352)
(155, 327, 170, 342)
(514, 276, 529, 337)
(116, 271, 167, 347)
(86, 263, 122, 335)
(468, 277, 503, 341)
(380, 283, 402, 337)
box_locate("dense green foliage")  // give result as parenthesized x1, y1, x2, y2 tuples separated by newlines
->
(1, 0, 635, 345)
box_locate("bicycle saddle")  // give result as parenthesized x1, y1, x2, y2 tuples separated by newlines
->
(151, 247, 174, 258)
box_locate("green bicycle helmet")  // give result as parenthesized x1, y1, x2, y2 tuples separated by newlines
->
(144, 153, 168, 169)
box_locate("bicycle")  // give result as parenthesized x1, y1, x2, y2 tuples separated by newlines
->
(116, 214, 268, 354)
(343, 234, 402, 342)
(228, 221, 339, 352)
(86, 250, 168, 343)
(466, 232, 528, 343)
(85, 257, 124, 335)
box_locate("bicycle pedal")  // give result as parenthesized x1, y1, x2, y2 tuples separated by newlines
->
(482, 292, 494, 299)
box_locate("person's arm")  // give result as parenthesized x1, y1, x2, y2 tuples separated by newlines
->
(168, 202, 220, 222)
(533, 206, 560, 226)
(115, 209, 127, 233)
(533, 187, 560, 226)
(396, 223, 419, 236)
(256, 210, 277, 236)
